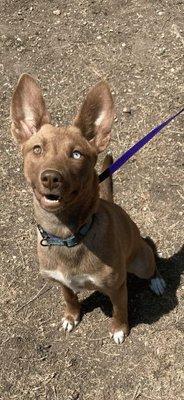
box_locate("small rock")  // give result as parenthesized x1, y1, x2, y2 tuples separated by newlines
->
(53, 9, 61, 16)
(158, 11, 164, 16)
(159, 47, 166, 55)
(123, 107, 131, 114)
(17, 46, 25, 53)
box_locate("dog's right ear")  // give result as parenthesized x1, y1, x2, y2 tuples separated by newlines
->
(10, 74, 50, 144)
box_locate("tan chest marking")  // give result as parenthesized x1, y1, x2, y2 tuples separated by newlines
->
(42, 269, 98, 293)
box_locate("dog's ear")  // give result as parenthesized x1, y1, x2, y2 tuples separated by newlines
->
(10, 74, 50, 144)
(74, 82, 114, 153)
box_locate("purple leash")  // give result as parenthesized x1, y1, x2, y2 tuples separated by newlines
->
(99, 107, 184, 183)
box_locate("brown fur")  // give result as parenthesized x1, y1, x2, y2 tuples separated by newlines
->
(10, 74, 163, 343)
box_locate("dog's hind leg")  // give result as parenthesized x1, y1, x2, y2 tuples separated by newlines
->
(100, 153, 113, 202)
(128, 239, 166, 295)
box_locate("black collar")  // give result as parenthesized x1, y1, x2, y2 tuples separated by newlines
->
(37, 216, 94, 247)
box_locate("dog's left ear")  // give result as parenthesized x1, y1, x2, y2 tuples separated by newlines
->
(74, 82, 114, 153)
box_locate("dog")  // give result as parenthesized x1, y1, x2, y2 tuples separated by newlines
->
(10, 74, 166, 344)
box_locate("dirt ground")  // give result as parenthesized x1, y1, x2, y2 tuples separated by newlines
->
(0, 1, 184, 399)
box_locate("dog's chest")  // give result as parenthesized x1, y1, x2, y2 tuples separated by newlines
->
(42, 269, 97, 293)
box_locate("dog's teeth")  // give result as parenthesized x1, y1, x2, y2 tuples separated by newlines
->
(44, 197, 59, 203)
(111, 330, 125, 345)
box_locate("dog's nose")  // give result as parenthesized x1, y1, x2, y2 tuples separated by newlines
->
(41, 170, 63, 190)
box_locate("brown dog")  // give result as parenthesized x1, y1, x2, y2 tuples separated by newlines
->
(10, 74, 166, 344)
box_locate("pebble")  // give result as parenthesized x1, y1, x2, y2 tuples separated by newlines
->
(53, 9, 61, 16)
(122, 107, 131, 114)
(159, 47, 166, 55)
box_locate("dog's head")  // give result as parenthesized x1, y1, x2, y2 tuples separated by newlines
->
(10, 74, 114, 212)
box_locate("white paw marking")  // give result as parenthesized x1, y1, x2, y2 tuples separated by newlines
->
(149, 277, 166, 295)
(62, 317, 79, 332)
(111, 330, 125, 345)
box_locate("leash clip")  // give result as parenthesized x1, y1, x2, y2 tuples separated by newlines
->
(38, 225, 51, 247)
(40, 238, 51, 247)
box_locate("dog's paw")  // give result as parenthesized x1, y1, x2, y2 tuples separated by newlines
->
(110, 320, 129, 344)
(110, 329, 125, 345)
(62, 316, 79, 333)
(149, 276, 166, 295)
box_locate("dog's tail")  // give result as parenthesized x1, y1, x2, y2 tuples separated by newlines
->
(99, 152, 113, 202)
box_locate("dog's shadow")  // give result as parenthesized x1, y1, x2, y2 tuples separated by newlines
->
(81, 240, 184, 329)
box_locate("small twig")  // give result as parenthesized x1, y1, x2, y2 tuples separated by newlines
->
(168, 131, 183, 134)
(172, 23, 184, 46)
(18, 244, 26, 269)
(52, 386, 58, 400)
(0, 335, 15, 348)
(99, 349, 120, 357)
(68, 391, 80, 400)
(177, 190, 184, 201)
(132, 383, 142, 399)
(86, 63, 103, 78)
(167, 221, 180, 231)
(0, 230, 32, 242)
(89, 335, 109, 341)
(16, 283, 52, 313)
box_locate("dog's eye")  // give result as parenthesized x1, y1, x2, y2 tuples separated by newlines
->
(33, 145, 42, 155)
(72, 150, 82, 159)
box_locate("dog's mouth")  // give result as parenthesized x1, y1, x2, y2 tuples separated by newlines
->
(33, 187, 80, 212)
(34, 189, 64, 211)
(41, 193, 64, 209)
(44, 194, 61, 202)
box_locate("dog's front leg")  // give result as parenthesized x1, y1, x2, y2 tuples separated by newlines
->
(107, 280, 129, 344)
(61, 284, 81, 333)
